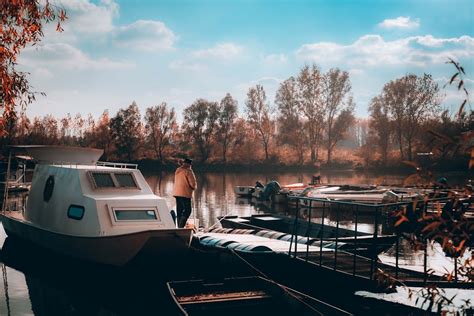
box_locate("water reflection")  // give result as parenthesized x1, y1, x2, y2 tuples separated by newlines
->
(1, 170, 466, 315)
(0, 232, 250, 316)
(144, 170, 409, 229)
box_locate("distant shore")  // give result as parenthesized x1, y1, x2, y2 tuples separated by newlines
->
(136, 158, 473, 175)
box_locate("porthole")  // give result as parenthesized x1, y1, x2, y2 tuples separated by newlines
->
(43, 176, 55, 202)
(68, 205, 85, 220)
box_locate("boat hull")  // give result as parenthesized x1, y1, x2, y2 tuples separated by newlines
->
(1, 213, 193, 266)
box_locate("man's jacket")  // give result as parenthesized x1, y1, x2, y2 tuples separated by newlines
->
(173, 166, 197, 198)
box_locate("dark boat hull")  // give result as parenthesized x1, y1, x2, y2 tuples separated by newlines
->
(167, 276, 352, 316)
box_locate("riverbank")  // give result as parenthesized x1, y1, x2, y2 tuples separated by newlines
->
(136, 158, 473, 177)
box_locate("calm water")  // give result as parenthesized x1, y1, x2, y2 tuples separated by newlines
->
(0, 170, 468, 315)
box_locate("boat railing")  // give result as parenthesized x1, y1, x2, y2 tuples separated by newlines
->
(285, 195, 470, 288)
(96, 161, 138, 169)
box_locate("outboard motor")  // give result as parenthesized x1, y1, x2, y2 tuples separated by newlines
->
(260, 181, 281, 201)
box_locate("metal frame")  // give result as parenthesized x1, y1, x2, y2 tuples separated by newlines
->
(285, 195, 464, 286)
(87, 170, 140, 190)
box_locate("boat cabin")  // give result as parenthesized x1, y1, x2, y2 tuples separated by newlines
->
(13, 146, 176, 237)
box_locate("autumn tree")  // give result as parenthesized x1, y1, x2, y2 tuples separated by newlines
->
(27, 115, 58, 144)
(1, 1, 66, 136)
(276, 77, 307, 164)
(245, 85, 274, 161)
(322, 68, 354, 164)
(296, 64, 325, 162)
(14, 111, 30, 144)
(182, 99, 219, 162)
(368, 96, 391, 166)
(144, 102, 177, 163)
(217, 93, 238, 163)
(382, 74, 441, 161)
(60, 113, 72, 139)
(110, 102, 142, 161)
(228, 117, 253, 163)
(91, 110, 113, 160)
(73, 113, 85, 140)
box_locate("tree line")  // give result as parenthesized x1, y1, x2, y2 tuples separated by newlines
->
(1, 64, 472, 170)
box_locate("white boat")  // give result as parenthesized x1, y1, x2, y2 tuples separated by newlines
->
(0, 146, 193, 266)
(233, 185, 255, 196)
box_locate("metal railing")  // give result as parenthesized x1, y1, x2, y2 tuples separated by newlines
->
(285, 195, 467, 286)
(96, 161, 138, 169)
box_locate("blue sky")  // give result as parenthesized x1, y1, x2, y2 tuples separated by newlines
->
(19, 0, 474, 120)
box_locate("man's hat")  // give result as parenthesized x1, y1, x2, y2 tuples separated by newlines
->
(183, 158, 192, 164)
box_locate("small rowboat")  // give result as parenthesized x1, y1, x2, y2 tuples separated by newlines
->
(167, 276, 352, 315)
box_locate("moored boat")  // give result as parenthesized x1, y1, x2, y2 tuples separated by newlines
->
(219, 214, 397, 256)
(233, 186, 255, 197)
(0, 146, 193, 266)
(167, 276, 352, 315)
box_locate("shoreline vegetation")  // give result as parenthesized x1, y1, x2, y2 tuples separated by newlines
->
(137, 157, 473, 175)
(1, 65, 471, 178)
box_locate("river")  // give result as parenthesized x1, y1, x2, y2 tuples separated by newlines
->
(0, 170, 469, 315)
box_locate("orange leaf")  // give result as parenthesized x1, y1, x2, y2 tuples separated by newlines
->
(56, 22, 64, 32)
(421, 221, 441, 233)
(455, 240, 466, 253)
(395, 216, 408, 227)
(469, 148, 474, 169)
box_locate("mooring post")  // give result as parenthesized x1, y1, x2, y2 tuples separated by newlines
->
(423, 202, 428, 284)
(319, 201, 326, 266)
(370, 205, 379, 280)
(454, 258, 458, 283)
(293, 201, 299, 258)
(2, 150, 12, 213)
(353, 204, 358, 276)
(306, 199, 312, 262)
(289, 198, 299, 258)
(423, 238, 428, 284)
(395, 231, 400, 280)
(334, 203, 340, 270)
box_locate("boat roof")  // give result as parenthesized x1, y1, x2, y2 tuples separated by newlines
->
(8, 145, 103, 165)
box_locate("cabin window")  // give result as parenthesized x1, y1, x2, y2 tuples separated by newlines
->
(68, 205, 85, 220)
(114, 210, 157, 221)
(91, 172, 115, 188)
(88, 171, 139, 190)
(114, 173, 137, 188)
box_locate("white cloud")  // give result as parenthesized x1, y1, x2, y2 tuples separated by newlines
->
(33, 67, 54, 79)
(20, 43, 133, 70)
(55, 0, 119, 34)
(114, 20, 177, 51)
(378, 16, 420, 30)
(296, 34, 474, 67)
(263, 53, 288, 64)
(41, 1, 177, 53)
(169, 42, 244, 71)
(192, 43, 243, 59)
(169, 60, 206, 71)
(348, 68, 365, 76)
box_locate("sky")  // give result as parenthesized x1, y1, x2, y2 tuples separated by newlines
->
(18, 0, 474, 120)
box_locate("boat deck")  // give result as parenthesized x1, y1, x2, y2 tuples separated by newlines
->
(199, 232, 332, 253)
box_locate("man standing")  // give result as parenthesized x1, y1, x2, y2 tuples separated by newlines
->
(173, 158, 197, 228)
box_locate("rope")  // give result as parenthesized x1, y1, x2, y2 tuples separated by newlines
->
(2, 263, 11, 316)
(203, 212, 235, 233)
